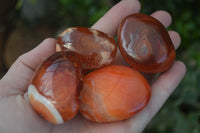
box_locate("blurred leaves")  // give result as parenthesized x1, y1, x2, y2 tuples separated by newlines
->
(56, 0, 110, 27)
(16, 0, 111, 27)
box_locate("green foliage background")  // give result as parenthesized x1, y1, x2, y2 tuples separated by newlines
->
(15, 0, 200, 132)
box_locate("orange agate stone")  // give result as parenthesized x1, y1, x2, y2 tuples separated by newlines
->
(118, 13, 176, 73)
(28, 51, 82, 124)
(79, 65, 151, 122)
(57, 27, 117, 70)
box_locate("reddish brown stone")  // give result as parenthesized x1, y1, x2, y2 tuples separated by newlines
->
(31, 51, 82, 122)
(118, 13, 176, 73)
(56, 27, 117, 70)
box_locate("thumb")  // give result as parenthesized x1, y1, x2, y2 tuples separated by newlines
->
(0, 38, 56, 94)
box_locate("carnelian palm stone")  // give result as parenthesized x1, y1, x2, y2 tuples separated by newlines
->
(56, 27, 117, 70)
(118, 13, 176, 73)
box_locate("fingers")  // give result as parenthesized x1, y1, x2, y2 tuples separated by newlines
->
(126, 61, 186, 133)
(151, 10, 172, 28)
(92, 0, 141, 37)
(151, 10, 181, 49)
(1, 38, 56, 92)
(18, 38, 57, 71)
(168, 31, 181, 49)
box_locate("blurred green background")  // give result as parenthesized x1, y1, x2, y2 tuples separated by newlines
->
(0, 0, 199, 132)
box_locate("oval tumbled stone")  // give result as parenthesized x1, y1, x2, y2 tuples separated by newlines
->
(56, 27, 117, 70)
(118, 13, 176, 73)
(28, 51, 82, 124)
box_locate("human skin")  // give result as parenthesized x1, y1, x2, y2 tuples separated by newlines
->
(0, 0, 186, 133)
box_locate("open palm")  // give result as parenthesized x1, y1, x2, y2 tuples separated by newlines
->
(0, 0, 186, 133)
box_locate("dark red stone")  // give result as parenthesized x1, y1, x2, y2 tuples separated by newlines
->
(118, 13, 176, 73)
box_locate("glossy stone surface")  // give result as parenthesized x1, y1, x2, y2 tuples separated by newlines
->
(118, 13, 176, 73)
(28, 51, 82, 124)
(79, 65, 151, 123)
(57, 27, 117, 70)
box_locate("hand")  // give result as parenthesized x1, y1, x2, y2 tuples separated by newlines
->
(0, 0, 186, 133)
